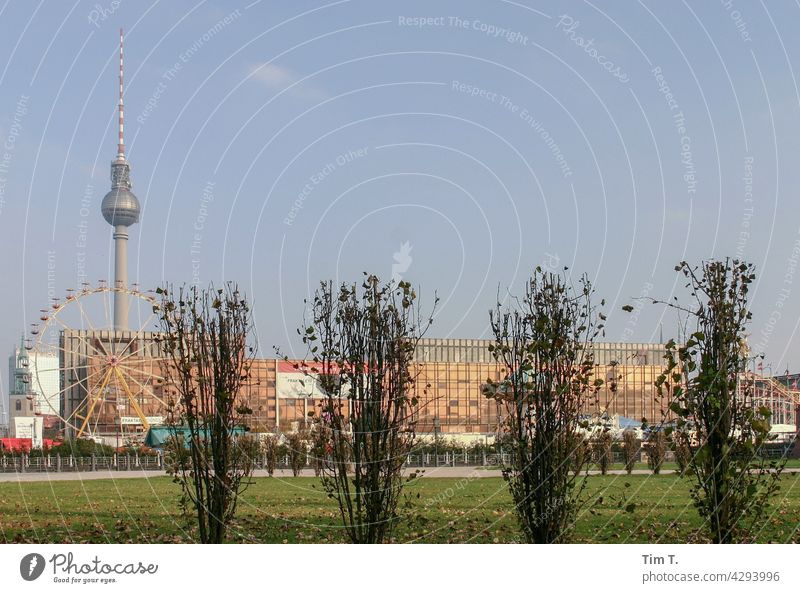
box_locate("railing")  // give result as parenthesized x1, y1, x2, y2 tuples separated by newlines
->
(262, 452, 513, 469)
(0, 451, 649, 473)
(405, 453, 511, 467)
(0, 454, 163, 473)
(2, 447, 792, 475)
(0, 452, 508, 473)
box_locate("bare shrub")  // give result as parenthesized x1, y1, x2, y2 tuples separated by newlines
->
(593, 431, 613, 475)
(262, 435, 278, 477)
(646, 431, 667, 475)
(297, 276, 435, 543)
(157, 283, 256, 544)
(484, 267, 604, 543)
(622, 429, 639, 475)
(654, 260, 785, 542)
(285, 432, 307, 477)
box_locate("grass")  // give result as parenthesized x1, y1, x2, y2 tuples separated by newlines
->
(1, 473, 800, 543)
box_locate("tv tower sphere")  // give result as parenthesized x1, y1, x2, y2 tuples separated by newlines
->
(101, 183, 140, 227)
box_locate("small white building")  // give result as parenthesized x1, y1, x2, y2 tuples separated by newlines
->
(13, 416, 43, 448)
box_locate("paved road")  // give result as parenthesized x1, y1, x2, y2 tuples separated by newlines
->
(1, 466, 797, 483)
(0, 469, 167, 483)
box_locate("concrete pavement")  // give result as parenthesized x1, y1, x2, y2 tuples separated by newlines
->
(1, 466, 797, 483)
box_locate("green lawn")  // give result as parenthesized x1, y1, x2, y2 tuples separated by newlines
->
(1, 474, 799, 543)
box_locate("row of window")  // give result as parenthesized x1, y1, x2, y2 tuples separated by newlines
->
(413, 339, 668, 365)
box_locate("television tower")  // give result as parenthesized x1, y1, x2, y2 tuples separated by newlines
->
(101, 29, 140, 330)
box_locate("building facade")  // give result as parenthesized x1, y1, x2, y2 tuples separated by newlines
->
(30, 352, 60, 416)
(411, 339, 670, 434)
(59, 335, 675, 438)
(7, 338, 37, 438)
(7, 339, 60, 417)
(56, 334, 798, 440)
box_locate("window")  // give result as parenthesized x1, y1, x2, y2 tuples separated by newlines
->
(15, 400, 21, 411)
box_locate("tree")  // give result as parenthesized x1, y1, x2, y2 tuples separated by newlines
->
(307, 423, 329, 477)
(593, 431, 613, 475)
(484, 267, 604, 543)
(262, 435, 278, 477)
(645, 430, 666, 474)
(655, 260, 785, 543)
(156, 283, 256, 544)
(622, 429, 639, 474)
(286, 431, 307, 477)
(672, 430, 692, 477)
(298, 275, 435, 543)
(569, 435, 590, 477)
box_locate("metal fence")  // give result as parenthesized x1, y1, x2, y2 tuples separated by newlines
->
(0, 451, 642, 473)
(2, 447, 792, 475)
(405, 453, 511, 467)
(0, 452, 506, 473)
(256, 452, 512, 469)
(0, 454, 163, 473)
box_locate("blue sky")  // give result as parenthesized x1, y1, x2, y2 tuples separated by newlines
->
(1, 0, 799, 369)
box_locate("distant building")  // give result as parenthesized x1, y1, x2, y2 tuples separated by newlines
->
(12, 416, 43, 448)
(30, 351, 60, 416)
(9, 393, 34, 417)
(773, 373, 800, 430)
(775, 373, 800, 392)
(8, 336, 31, 396)
(7, 338, 61, 417)
(7, 339, 37, 439)
(0, 367, 5, 433)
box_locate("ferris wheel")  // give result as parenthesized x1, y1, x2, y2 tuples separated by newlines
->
(26, 282, 172, 443)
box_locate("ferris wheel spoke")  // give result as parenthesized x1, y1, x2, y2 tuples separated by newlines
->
(117, 365, 171, 410)
(57, 364, 108, 398)
(91, 396, 103, 436)
(65, 365, 122, 423)
(117, 357, 174, 378)
(36, 362, 96, 382)
(94, 371, 117, 436)
(118, 357, 172, 378)
(49, 314, 105, 357)
(117, 364, 167, 384)
(72, 296, 109, 356)
(114, 310, 158, 361)
(57, 366, 112, 426)
(125, 293, 159, 331)
(125, 367, 170, 386)
(114, 368, 151, 429)
(121, 356, 173, 364)
(32, 362, 92, 400)
(117, 316, 154, 360)
(76, 367, 113, 438)
(93, 369, 120, 436)
(51, 315, 105, 354)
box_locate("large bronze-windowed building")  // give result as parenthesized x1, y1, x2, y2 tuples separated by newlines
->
(61, 335, 673, 439)
(240, 339, 673, 436)
(60, 334, 797, 442)
(411, 339, 669, 434)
